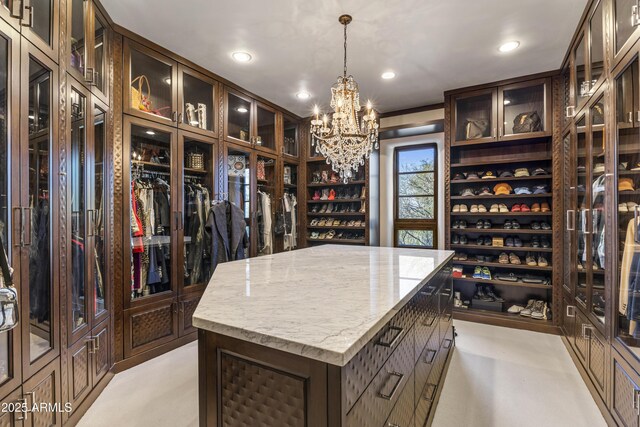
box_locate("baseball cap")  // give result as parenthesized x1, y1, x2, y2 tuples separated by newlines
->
(533, 185, 549, 194)
(481, 171, 496, 179)
(499, 170, 514, 178)
(467, 172, 480, 179)
(514, 168, 530, 177)
(619, 178, 635, 191)
(478, 186, 493, 196)
(531, 167, 547, 176)
(593, 163, 605, 173)
(461, 188, 475, 197)
(453, 173, 466, 180)
(514, 187, 532, 195)
(493, 183, 513, 195)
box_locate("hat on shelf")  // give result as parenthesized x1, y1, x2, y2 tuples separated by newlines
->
(481, 171, 496, 179)
(467, 172, 480, 179)
(631, 163, 640, 171)
(514, 186, 532, 195)
(453, 172, 466, 180)
(461, 188, 476, 197)
(531, 167, 548, 176)
(619, 178, 635, 192)
(619, 162, 628, 171)
(514, 168, 530, 177)
(532, 185, 550, 195)
(593, 163, 605, 174)
(493, 183, 513, 195)
(499, 170, 514, 178)
(577, 165, 586, 172)
(478, 186, 493, 196)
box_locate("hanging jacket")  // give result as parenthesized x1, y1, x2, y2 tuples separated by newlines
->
(205, 201, 248, 273)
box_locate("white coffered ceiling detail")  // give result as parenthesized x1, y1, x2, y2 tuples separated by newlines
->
(102, 0, 587, 116)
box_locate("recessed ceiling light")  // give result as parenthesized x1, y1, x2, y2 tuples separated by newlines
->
(503, 99, 511, 105)
(232, 51, 252, 63)
(236, 107, 249, 113)
(145, 130, 156, 136)
(499, 41, 520, 53)
(296, 91, 311, 100)
(164, 77, 171, 85)
(381, 71, 396, 80)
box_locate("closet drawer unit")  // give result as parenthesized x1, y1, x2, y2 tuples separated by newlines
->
(561, 298, 576, 344)
(612, 353, 640, 427)
(344, 301, 417, 411)
(441, 325, 454, 362)
(415, 355, 443, 427)
(415, 327, 440, 407)
(384, 371, 415, 427)
(574, 310, 589, 366)
(414, 292, 438, 363)
(346, 326, 415, 427)
(124, 299, 179, 357)
(587, 325, 607, 400)
(439, 293, 453, 345)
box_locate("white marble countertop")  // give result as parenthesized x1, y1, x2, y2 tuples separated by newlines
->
(192, 245, 453, 366)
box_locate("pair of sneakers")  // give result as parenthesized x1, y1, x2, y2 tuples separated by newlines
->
(472, 266, 492, 280)
(517, 299, 548, 320)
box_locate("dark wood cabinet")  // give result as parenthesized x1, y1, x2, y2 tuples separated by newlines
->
(22, 359, 61, 427)
(19, 0, 59, 63)
(613, 351, 640, 427)
(124, 299, 178, 358)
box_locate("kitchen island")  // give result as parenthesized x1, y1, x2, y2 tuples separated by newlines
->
(193, 245, 454, 427)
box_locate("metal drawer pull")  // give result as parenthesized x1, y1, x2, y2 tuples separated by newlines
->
(423, 315, 436, 327)
(633, 388, 640, 416)
(420, 287, 435, 296)
(8, 0, 23, 19)
(424, 349, 437, 364)
(423, 383, 437, 402)
(566, 210, 575, 231)
(375, 326, 404, 348)
(566, 305, 575, 318)
(444, 313, 452, 322)
(634, 2, 640, 27)
(387, 423, 401, 427)
(443, 338, 452, 349)
(581, 323, 593, 340)
(21, 4, 33, 28)
(378, 371, 404, 400)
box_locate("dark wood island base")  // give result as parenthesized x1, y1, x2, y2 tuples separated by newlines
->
(198, 264, 454, 427)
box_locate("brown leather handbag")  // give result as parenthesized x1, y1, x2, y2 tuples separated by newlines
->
(512, 111, 542, 134)
(465, 119, 489, 139)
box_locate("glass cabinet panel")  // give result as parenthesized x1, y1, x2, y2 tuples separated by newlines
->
(615, 0, 638, 54)
(93, 14, 106, 95)
(181, 71, 214, 133)
(454, 91, 494, 142)
(590, 98, 606, 323)
(69, 0, 86, 77)
(227, 93, 251, 142)
(27, 57, 53, 361)
(562, 65, 572, 129)
(183, 136, 214, 287)
(576, 114, 588, 307)
(31, 0, 53, 46)
(283, 116, 298, 157)
(563, 132, 573, 296)
(256, 105, 275, 151)
(256, 155, 275, 256)
(129, 47, 173, 120)
(501, 82, 545, 137)
(227, 148, 251, 258)
(575, 35, 587, 100)
(70, 88, 87, 332)
(616, 58, 640, 349)
(93, 105, 106, 318)
(283, 162, 298, 251)
(590, 0, 604, 84)
(129, 124, 173, 300)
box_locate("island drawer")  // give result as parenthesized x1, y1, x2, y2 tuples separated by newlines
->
(414, 291, 439, 363)
(344, 301, 417, 410)
(346, 326, 416, 427)
(385, 371, 415, 427)
(414, 327, 440, 407)
(415, 345, 446, 427)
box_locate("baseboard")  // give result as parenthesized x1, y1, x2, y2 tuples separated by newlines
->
(560, 336, 616, 427)
(114, 332, 197, 373)
(64, 371, 115, 427)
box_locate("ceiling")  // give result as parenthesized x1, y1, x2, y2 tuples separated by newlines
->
(102, 0, 587, 117)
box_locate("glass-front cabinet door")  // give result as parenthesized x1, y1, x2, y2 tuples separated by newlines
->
(282, 115, 298, 157)
(575, 34, 588, 109)
(589, 0, 604, 87)
(563, 131, 574, 298)
(21, 0, 59, 62)
(21, 44, 58, 377)
(179, 131, 216, 294)
(0, 20, 21, 400)
(498, 78, 550, 139)
(226, 145, 252, 258)
(91, 99, 107, 325)
(125, 118, 178, 307)
(589, 95, 606, 325)
(225, 89, 253, 145)
(615, 54, 640, 353)
(562, 64, 573, 129)
(575, 114, 588, 309)
(614, 0, 640, 61)
(178, 65, 216, 137)
(125, 40, 178, 125)
(91, 7, 108, 101)
(68, 0, 87, 83)
(255, 103, 276, 153)
(452, 89, 496, 143)
(256, 153, 276, 256)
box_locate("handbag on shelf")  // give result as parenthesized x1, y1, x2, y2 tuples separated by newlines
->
(465, 119, 489, 140)
(512, 111, 542, 134)
(186, 151, 205, 170)
(0, 235, 18, 332)
(257, 160, 266, 181)
(131, 75, 152, 112)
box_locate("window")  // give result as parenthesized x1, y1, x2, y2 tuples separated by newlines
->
(394, 144, 438, 248)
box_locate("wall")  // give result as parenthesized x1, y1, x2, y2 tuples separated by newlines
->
(376, 109, 445, 249)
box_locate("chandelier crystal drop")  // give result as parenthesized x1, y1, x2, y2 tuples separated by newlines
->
(310, 14, 379, 183)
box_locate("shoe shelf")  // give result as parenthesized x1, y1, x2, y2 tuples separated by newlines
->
(453, 260, 552, 271)
(307, 199, 365, 203)
(452, 228, 552, 234)
(450, 244, 553, 252)
(453, 276, 551, 289)
(308, 226, 366, 230)
(307, 212, 365, 216)
(450, 155, 552, 168)
(307, 180, 366, 188)
(450, 212, 553, 216)
(453, 308, 555, 333)
(451, 175, 552, 184)
(450, 193, 552, 200)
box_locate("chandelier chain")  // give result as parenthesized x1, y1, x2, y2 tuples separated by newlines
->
(343, 22, 348, 78)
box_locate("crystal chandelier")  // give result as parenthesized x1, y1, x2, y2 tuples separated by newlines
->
(310, 14, 379, 183)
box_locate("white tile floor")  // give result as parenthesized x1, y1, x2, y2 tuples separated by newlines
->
(79, 321, 607, 427)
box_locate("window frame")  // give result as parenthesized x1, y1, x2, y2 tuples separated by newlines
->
(393, 143, 438, 248)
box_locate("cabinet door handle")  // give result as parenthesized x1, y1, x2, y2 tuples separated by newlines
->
(566, 210, 575, 231)
(85, 67, 95, 85)
(375, 326, 403, 348)
(422, 383, 438, 402)
(22, 207, 31, 246)
(8, 0, 23, 19)
(566, 106, 575, 118)
(178, 113, 183, 124)
(93, 336, 100, 352)
(629, 111, 634, 123)
(378, 371, 404, 400)
(633, 1, 640, 27)
(566, 305, 575, 318)
(581, 323, 593, 340)
(21, 4, 32, 27)
(172, 111, 177, 122)
(87, 338, 95, 354)
(12, 207, 21, 247)
(86, 209, 94, 237)
(633, 388, 640, 415)
(14, 397, 27, 420)
(583, 209, 590, 235)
